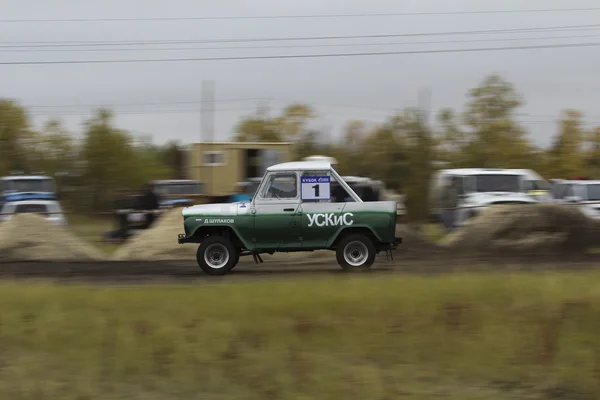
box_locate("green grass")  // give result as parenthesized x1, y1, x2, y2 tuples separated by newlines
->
(2, 272, 600, 399)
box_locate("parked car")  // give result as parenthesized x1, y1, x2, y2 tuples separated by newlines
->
(0, 197, 66, 226)
(550, 179, 600, 219)
(429, 168, 550, 226)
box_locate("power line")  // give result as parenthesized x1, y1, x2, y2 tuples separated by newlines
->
(2, 41, 600, 65)
(27, 107, 257, 116)
(5, 33, 600, 53)
(2, 7, 600, 23)
(26, 97, 266, 108)
(19, 98, 600, 120)
(3, 24, 600, 48)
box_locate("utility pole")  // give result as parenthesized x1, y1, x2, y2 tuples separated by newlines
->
(201, 80, 216, 193)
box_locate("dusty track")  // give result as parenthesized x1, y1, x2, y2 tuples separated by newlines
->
(2, 252, 600, 284)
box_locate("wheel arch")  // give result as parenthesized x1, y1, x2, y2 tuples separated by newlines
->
(189, 225, 251, 249)
(327, 225, 383, 248)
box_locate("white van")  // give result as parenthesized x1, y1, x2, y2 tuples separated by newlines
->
(550, 179, 600, 219)
(429, 168, 550, 226)
(0, 199, 67, 226)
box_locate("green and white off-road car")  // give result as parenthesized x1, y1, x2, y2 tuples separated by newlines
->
(177, 161, 402, 275)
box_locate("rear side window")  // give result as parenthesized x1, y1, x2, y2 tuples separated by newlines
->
(14, 204, 48, 214)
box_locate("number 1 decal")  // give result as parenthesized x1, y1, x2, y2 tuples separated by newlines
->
(301, 176, 330, 200)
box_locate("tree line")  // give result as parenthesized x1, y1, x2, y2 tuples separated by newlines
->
(1, 74, 597, 219)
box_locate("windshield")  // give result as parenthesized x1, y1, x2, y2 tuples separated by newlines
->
(14, 203, 48, 214)
(2, 178, 55, 193)
(154, 183, 203, 196)
(586, 184, 600, 201)
(470, 174, 521, 193)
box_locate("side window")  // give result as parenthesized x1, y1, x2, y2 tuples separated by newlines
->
(332, 177, 357, 203)
(565, 184, 574, 198)
(259, 172, 298, 199)
(203, 151, 225, 166)
(463, 176, 475, 193)
(551, 183, 561, 198)
(522, 180, 535, 192)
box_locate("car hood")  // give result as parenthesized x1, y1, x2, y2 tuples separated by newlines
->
(181, 202, 250, 217)
(465, 192, 538, 205)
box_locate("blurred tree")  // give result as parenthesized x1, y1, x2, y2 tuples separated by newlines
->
(585, 126, 600, 178)
(400, 108, 434, 223)
(80, 109, 171, 211)
(546, 110, 586, 178)
(435, 108, 468, 167)
(234, 103, 314, 142)
(29, 120, 77, 176)
(159, 140, 186, 179)
(342, 120, 367, 151)
(461, 74, 534, 169)
(0, 99, 31, 174)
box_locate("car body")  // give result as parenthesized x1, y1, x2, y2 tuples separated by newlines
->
(177, 160, 402, 275)
(0, 174, 57, 208)
(429, 168, 551, 226)
(0, 197, 66, 226)
(149, 179, 204, 209)
(550, 179, 600, 219)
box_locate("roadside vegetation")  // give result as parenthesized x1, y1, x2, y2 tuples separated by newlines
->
(1, 272, 599, 399)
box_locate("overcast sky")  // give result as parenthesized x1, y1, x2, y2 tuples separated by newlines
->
(1, 0, 600, 148)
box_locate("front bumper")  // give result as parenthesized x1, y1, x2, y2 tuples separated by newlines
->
(177, 233, 193, 244)
(383, 237, 402, 250)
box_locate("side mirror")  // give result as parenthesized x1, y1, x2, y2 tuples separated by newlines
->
(565, 196, 581, 203)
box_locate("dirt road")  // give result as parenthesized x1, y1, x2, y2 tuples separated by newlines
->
(1, 252, 600, 283)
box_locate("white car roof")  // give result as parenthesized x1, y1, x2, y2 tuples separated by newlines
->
(150, 179, 201, 184)
(439, 168, 532, 176)
(342, 176, 371, 183)
(267, 161, 332, 172)
(302, 155, 338, 164)
(1, 175, 53, 181)
(563, 180, 600, 185)
(3, 199, 58, 206)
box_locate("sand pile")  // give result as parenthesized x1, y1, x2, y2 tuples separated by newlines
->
(111, 208, 197, 261)
(439, 204, 600, 256)
(0, 214, 106, 262)
(394, 224, 448, 259)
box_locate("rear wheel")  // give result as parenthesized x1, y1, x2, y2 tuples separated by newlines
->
(196, 235, 238, 275)
(336, 234, 376, 271)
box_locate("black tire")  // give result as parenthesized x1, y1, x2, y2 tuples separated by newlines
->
(196, 235, 239, 275)
(335, 233, 376, 271)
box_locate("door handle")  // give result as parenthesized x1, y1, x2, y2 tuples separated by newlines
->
(283, 208, 294, 212)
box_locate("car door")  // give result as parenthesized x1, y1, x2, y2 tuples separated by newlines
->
(251, 171, 302, 250)
(299, 170, 346, 248)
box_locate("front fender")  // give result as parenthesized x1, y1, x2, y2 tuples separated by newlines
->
(187, 224, 253, 249)
(326, 224, 385, 248)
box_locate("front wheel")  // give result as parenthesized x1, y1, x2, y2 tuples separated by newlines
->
(196, 235, 238, 275)
(336, 234, 376, 271)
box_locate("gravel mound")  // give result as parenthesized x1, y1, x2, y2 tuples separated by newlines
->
(0, 214, 106, 262)
(394, 224, 448, 259)
(111, 208, 196, 261)
(439, 204, 600, 256)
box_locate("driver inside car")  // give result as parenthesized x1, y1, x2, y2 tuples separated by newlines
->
(267, 181, 297, 198)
